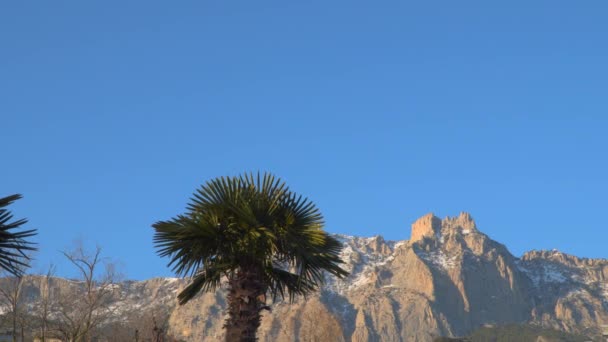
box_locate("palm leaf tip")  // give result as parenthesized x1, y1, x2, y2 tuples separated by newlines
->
(0, 194, 37, 276)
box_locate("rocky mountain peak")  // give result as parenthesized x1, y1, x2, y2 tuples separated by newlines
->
(410, 213, 442, 242)
(410, 212, 479, 243)
(442, 212, 477, 232)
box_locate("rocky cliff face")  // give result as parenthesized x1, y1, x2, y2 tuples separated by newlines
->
(9, 213, 608, 341)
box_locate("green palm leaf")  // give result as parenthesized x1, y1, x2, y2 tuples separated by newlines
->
(0, 194, 37, 276)
(152, 172, 348, 341)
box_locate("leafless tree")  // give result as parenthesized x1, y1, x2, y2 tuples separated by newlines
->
(34, 263, 56, 342)
(55, 242, 121, 342)
(97, 321, 136, 342)
(100, 310, 179, 342)
(124, 311, 173, 342)
(0, 265, 29, 342)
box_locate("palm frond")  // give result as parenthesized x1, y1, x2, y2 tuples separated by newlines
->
(152, 172, 349, 306)
(152, 214, 225, 277)
(177, 262, 230, 305)
(265, 266, 316, 302)
(0, 194, 37, 276)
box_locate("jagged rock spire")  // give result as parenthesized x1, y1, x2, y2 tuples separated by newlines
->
(410, 213, 442, 242)
(443, 212, 477, 232)
(410, 212, 478, 242)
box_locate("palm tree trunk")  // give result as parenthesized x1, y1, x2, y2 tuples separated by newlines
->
(224, 269, 266, 342)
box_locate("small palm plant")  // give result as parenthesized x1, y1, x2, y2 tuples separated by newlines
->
(0, 194, 37, 276)
(153, 173, 348, 341)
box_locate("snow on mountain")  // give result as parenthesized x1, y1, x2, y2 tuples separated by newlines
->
(6, 212, 608, 341)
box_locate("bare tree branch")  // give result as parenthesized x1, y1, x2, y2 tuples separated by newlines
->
(55, 242, 122, 342)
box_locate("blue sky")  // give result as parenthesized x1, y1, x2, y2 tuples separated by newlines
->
(2, 1, 607, 280)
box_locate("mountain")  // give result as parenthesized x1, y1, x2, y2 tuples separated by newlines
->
(8, 213, 608, 341)
(438, 323, 592, 342)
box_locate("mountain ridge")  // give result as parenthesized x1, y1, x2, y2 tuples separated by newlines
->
(6, 212, 608, 341)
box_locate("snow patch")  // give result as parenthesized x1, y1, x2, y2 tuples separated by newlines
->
(418, 250, 458, 270)
(436, 231, 444, 244)
(350, 272, 373, 288)
(324, 235, 397, 293)
(393, 241, 407, 249)
(516, 261, 568, 287)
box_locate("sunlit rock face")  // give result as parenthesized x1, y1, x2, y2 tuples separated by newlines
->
(12, 213, 608, 341)
(518, 249, 608, 333)
(161, 213, 608, 341)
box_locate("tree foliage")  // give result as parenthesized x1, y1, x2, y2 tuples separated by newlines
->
(153, 172, 348, 341)
(0, 194, 37, 276)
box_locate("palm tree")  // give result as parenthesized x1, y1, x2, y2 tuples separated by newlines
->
(153, 173, 348, 341)
(0, 194, 37, 276)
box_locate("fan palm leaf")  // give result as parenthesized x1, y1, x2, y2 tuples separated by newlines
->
(0, 194, 37, 276)
(153, 172, 348, 341)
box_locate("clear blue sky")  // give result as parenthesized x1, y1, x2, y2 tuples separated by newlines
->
(2, 1, 607, 280)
